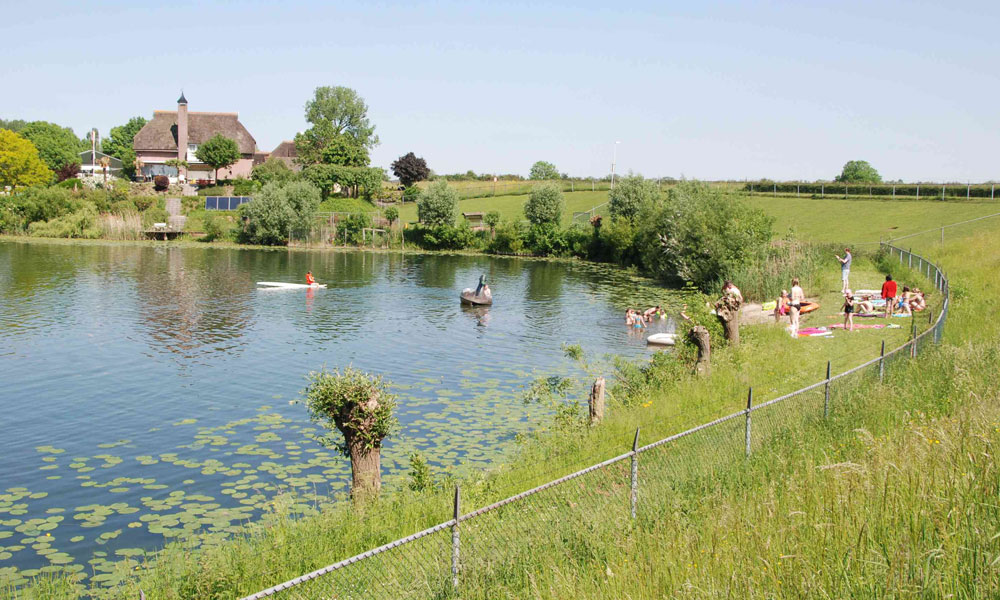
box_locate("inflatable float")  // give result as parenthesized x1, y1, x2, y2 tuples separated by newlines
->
(460, 288, 493, 306)
(798, 301, 820, 314)
(646, 333, 678, 346)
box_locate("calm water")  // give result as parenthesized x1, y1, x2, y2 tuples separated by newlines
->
(0, 240, 676, 585)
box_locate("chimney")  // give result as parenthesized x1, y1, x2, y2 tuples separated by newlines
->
(177, 91, 188, 162)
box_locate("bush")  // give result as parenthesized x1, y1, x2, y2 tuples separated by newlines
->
(232, 177, 259, 196)
(589, 216, 639, 265)
(238, 180, 322, 246)
(252, 157, 295, 187)
(109, 199, 138, 215)
(636, 181, 773, 291)
(2, 187, 81, 231)
(53, 178, 81, 190)
(340, 213, 372, 245)
(142, 207, 170, 227)
(484, 211, 501, 233)
(402, 186, 421, 203)
(132, 196, 158, 212)
(608, 173, 660, 222)
(404, 223, 478, 250)
(487, 219, 527, 254)
(524, 183, 564, 226)
(153, 175, 169, 191)
(28, 205, 101, 238)
(202, 213, 227, 241)
(416, 180, 458, 226)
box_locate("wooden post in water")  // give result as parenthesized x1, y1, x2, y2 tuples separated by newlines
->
(589, 377, 606, 425)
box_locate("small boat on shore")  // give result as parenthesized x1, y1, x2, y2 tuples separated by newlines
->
(460, 289, 492, 306)
(257, 281, 327, 289)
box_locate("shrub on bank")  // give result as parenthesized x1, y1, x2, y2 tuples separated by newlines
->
(237, 180, 321, 246)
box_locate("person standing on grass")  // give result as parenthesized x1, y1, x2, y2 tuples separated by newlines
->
(881, 274, 897, 319)
(789, 277, 805, 337)
(836, 248, 853, 293)
(842, 290, 855, 332)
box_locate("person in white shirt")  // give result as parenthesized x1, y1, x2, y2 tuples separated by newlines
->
(836, 248, 852, 293)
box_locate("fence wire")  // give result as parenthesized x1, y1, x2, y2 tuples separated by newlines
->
(239, 242, 948, 600)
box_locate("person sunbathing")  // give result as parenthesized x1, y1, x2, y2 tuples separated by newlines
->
(857, 294, 875, 314)
(896, 286, 913, 316)
(774, 290, 790, 323)
(910, 289, 926, 312)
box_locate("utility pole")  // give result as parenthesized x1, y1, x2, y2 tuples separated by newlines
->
(610, 141, 621, 189)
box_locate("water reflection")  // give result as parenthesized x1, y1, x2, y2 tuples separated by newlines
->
(461, 305, 491, 328)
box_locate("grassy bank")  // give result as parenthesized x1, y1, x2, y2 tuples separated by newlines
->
(3, 241, 946, 596)
(396, 190, 609, 226)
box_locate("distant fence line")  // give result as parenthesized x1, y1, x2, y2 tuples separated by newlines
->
(235, 241, 949, 600)
(744, 180, 999, 201)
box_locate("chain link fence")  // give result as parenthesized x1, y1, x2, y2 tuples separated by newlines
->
(239, 241, 948, 600)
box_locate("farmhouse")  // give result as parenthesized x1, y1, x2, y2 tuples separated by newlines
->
(254, 140, 301, 172)
(132, 93, 257, 182)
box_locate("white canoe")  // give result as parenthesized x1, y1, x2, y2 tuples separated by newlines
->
(256, 281, 327, 289)
(646, 333, 678, 346)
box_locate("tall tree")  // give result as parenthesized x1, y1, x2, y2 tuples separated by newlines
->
(320, 135, 369, 167)
(103, 116, 147, 180)
(18, 121, 85, 173)
(529, 160, 560, 180)
(835, 160, 882, 184)
(195, 134, 241, 182)
(295, 86, 378, 165)
(0, 129, 53, 188)
(391, 152, 430, 187)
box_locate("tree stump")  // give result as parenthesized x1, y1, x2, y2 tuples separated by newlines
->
(715, 296, 742, 347)
(589, 377, 606, 425)
(688, 326, 711, 375)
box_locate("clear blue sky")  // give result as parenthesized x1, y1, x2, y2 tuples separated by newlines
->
(2, 1, 997, 181)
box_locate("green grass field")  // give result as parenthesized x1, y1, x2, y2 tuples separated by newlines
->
(396, 190, 609, 226)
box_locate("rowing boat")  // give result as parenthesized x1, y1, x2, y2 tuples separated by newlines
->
(256, 281, 327, 289)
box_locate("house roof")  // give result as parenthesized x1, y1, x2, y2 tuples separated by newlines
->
(78, 150, 123, 169)
(462, 212, 485, 218)
(271, 140, 296, 158)
(133, 110, 257, 154)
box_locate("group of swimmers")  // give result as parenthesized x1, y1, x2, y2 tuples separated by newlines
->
(625, 306, 665, 328)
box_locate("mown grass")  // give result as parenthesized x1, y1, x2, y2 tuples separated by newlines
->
(395, 190, 609, 226)
(4, 242, 946, 596)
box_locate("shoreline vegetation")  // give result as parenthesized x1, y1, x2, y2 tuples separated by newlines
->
(4, 232, 958, 597)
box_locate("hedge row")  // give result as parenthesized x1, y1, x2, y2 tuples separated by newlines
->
(742, 181, 999, 199)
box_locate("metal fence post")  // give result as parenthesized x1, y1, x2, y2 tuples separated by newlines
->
(910, 317, 917, 358)
(823, 361, 831, 418)
(941, 227, 944, 244)
(451, 486, 460, 588)
(908, 249, 912, 268)
(744, 388, 753, 458)
(879, 340, 885, 382)
(630, 428, 639, 519)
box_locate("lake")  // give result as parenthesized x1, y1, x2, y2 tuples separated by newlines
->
(0, 240, 677, 586)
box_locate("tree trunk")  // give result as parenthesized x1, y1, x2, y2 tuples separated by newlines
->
(589, 377, 606, 425)
(348, 437, 381, 501)
(715, 296, 741, 346)
(687, 326, 711, 375)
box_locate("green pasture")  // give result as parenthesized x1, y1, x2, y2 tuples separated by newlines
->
(396, 190, 609, 226)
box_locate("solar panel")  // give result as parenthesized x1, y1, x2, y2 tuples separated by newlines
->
(205, 197, 217, 210)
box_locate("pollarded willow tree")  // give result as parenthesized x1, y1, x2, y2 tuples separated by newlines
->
(417, 180, 458, 226)
(302, 367, 397, 500)
(524, 182, 564, 226)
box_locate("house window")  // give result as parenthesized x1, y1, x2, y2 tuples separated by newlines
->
(187, 143, 198, 162)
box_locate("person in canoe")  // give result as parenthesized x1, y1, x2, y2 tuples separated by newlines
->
(306, 272, 316, 286)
